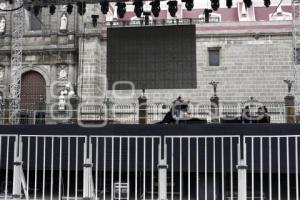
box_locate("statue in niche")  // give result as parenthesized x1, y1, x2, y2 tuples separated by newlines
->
(0, 92, 3, 110)
(58, 66, 68, 80)
(0, 67, 4, 80)
(0, 17, 6, 34)
(60, 13, 68, 31)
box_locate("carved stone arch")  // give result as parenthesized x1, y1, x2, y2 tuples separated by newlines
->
(21, 66, 50, 87)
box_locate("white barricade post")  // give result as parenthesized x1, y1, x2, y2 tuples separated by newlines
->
(13, 135, 87, 200)
(83, 140, 95, 200)
(237, 139, 247, 200)
(158, 140, 168, 200)
(12, 136, 28, 200)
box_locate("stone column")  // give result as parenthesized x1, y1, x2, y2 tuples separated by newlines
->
(210, 96, 219, 123)
(77, 36, 104, 105)
(103, 98, 113, 123)
(138, 91, 147, 124)
(283, 79, 296, 123)
(284, 95, 296, 123)
(209, 81, 220, 123)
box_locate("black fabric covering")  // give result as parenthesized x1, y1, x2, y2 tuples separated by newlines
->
(0, 124, 300, 172)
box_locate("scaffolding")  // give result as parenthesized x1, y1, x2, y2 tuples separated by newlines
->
(9, 0, 24, 124)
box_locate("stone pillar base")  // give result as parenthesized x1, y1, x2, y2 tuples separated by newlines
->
(210, 96, 219, 123)
(284, 95, 296, 123)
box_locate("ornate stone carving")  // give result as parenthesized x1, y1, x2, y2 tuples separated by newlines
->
(60, 13, 68, 32)
(0, 67, 4, 81)
(57, 65, 68, 80)
(0, 17, 6, 34)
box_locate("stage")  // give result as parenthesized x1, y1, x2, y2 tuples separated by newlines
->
(0, 123, 299, 136)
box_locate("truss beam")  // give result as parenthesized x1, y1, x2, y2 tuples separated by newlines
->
(9, 0, 24, 124)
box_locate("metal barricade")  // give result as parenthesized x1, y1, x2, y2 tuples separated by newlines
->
(165, 136, 240, 200)
(1, 133, 300, 200)
(244, 136, 300, 200)
(90, 136, 161, 200)
(0, 135, 17, 200)
(17, 135, 88, 200)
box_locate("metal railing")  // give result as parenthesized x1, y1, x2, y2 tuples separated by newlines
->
(220, 101, 287, 123)
(0, 101, 299, 125)
(0, 133, 300, 200)
(17, 135, 87, 200)
(165, 136, 240, 200)
(244, 136, 300, 200)
(90, 136, 161, 200)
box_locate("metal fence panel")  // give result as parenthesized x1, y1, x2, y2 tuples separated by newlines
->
(19, 135, 87, 200)
(0, 135, 17, 200)
(244, 136, 300, 200)
(90, 136, 161, 200)
(165, 136, 240, 200)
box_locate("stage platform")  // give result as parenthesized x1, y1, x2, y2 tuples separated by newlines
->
(0, 123, 300, 136)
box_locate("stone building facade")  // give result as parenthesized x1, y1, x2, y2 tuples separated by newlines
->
(0, 1, 298, 114)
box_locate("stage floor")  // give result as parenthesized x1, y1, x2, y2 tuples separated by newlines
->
(0, 123, 299, 136)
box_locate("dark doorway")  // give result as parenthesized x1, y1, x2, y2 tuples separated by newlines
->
(20, 71, 46, 124)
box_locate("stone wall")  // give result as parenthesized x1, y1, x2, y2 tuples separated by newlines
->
(0, 8, 298, 108)
(77, 36, 104, 104)
(104, 29, 296, 105)
(0, 4, 100, 106)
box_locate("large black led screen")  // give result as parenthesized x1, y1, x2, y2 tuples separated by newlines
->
(107, 25, 197, 90)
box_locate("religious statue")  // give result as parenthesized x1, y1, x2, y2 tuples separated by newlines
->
(0, 67, 4, 80)
(58, 90, 66, 111)
(59, 14, 68, 31)
(284, 79, 294, 94)
(0, 17, 6, 34)
(209, 81, 219, 96)
(58, 67, 67, 79)
(0, 92, 3, 110)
